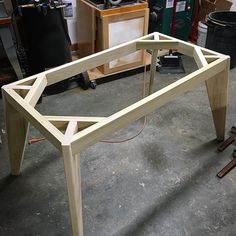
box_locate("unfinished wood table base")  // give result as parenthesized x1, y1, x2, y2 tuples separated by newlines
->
(1, 32, 230, 236)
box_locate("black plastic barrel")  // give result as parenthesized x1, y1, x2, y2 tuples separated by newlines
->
(206, 11, 236, 69)
(21, 7, 72, 93)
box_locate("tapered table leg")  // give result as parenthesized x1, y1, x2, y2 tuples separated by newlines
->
(62, 144, 83, 236)
(2, 90, 29, 175)
(205, 59, 229, 141)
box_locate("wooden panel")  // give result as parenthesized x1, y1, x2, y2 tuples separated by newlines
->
(99, 2, 148, 17)
(77, 0, 96, 57)
(99, 8, 149, 74)
(78, 0, 149, 75)
(87, 52, 152, 81)
(136, 40, 179, 50)
(79, 0, 148, 17)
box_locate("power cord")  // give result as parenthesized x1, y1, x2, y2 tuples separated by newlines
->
(100, 59, 148, 143)
(28, 55, 150, 145)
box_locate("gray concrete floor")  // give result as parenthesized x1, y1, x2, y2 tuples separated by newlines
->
(0, 56, 236, 236)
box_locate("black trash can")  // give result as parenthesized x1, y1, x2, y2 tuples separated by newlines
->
(21, 6, 72, 93)
(206, 11, 236, 69)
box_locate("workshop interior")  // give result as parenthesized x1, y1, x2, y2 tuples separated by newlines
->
(0, 0, 236, 235)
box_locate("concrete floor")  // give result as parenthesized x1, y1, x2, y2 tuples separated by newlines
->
(0, 56, 236, 236)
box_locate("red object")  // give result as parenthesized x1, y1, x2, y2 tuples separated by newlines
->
(171, 0, 178, 36)
(189, 0, 201, 42)
(28, 137, 46, 145)
(0, 17, 12, 25)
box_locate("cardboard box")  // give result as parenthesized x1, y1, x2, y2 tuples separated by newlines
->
(199, 0, 233, 22)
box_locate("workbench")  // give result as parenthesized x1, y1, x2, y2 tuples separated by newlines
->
(77, 0, 149, 75)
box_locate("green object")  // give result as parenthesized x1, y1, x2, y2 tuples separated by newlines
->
(148, 0, 195, 41)
(148, 0, 173, 35)
(174, 0, 195, 41)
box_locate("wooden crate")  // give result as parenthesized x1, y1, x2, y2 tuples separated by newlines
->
(77, 0, 149, 74)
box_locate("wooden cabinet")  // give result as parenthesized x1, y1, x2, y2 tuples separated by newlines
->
(77, 0, 149, 75)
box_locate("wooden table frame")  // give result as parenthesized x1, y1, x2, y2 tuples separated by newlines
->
(1, 32, 229, 236)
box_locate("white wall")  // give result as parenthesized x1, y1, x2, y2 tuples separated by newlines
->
(64, 0, 78, 46)
(4, 0, 13, 13)
(230, 0, 236, 11)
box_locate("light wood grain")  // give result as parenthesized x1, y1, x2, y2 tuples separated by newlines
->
(205, 57, 230, 140)
(193, 47, 208, 68)
(2, 32, 230, 235)
(2, 90, 29, 175)
(204, 55, 220, 63)
(136, 40, 179, 50)
(45, 116, 106, 131)
(24, 75, 47, 107)
(71, 57, 228, 154)
(62, 145, 83, 236)
(62, 121, 83, 235)
(46, 33, 154, 85)
(148, 49, 158, 95)
(2, 88, 63, 150)
(63, 121, 78, 145)
(7, 85, 32, 90)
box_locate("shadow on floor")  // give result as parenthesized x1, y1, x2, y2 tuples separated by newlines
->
(117, 139, 222, 235)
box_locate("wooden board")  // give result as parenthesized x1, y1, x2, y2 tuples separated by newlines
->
(87, 51, 152, 81)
